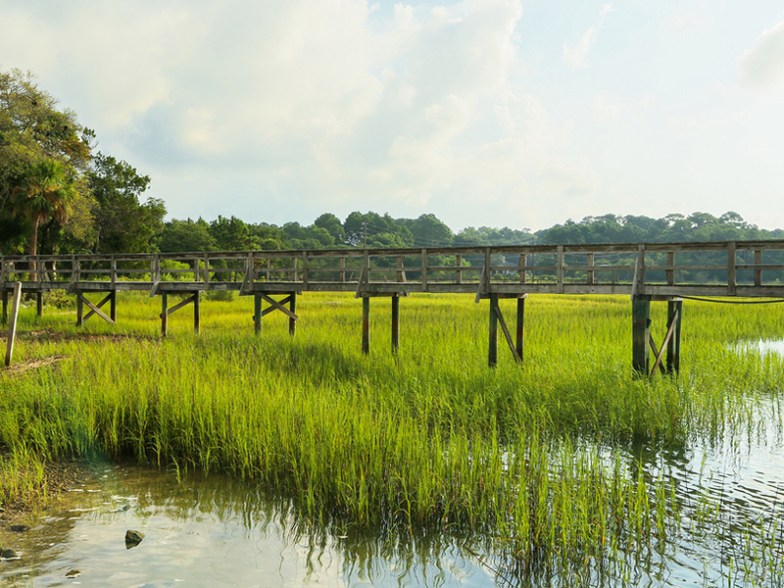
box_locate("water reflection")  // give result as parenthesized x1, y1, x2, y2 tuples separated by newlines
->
(0, 465, 495, 587)
(734, 338, 784, 356)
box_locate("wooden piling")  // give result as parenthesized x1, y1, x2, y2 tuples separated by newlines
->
(194, 291, 201, 334)
(666, 299, 682, 374)
(76, 292, 84, 327)
(391, 294, 400, 353)
(516, 295, 526, 361)
(254, 294, 262, 335)
(36, 291, 43, 317)
(110, 290, 117, 322)
(362, 296, 370, 354)
(289, 292, 297, 336)
(161, 292, 168, 337)
(488, 294, 498, 367)
(632, 295, 651, 375)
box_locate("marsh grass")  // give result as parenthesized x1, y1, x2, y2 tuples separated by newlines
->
(1, 292, 783, 584)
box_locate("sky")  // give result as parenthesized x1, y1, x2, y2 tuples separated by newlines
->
(2, 0, 784, 232)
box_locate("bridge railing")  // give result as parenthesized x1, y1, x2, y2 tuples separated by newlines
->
(2, 240, 784, 296)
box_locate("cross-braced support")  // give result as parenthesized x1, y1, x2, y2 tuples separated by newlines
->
(481, 293, 526, 368)
(76, 290, 117, 327)
(252, 292, 299, 336)
(632, 295, 682, 376)
(160, 291, 200, 336)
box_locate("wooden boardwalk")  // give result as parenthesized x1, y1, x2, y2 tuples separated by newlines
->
(3, 239, 784, 373)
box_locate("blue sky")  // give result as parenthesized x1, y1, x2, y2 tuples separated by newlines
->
(2, 0, 784, 231)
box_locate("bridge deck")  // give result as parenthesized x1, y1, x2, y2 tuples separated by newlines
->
(4, 240, 784, 373)
(2, 239, 784, 298)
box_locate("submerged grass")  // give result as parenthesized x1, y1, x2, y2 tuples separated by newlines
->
(1, 292, 783, 583)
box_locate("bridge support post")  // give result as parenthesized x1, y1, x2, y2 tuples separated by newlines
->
(254, 294, 262, 335)
(289, 292, 297, 336)
(362, 296, 370, 354)
(76, 291, 117, 327)
(36, 291, 43, 318)
(161, 292, 168, 336)
(391, 294, 400, 354)
(250, 291, 299, 338)
(110, 290, 117, 322)
(666, 299, 682, 374)
(159, 291, 200, 336)
(76, 292, 84, 327)
(193, 291, 201, 334)
(516, 295, 526, 360)
(2, 288, 7, 324)
(488, 294, 499, 367)
(483, 293, 524, 368)
(632, 295, 651, 375)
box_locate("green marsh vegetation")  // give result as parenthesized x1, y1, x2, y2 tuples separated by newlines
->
(1, 292, 783, 585)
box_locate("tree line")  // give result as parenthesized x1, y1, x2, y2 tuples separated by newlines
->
(1, 69, 781, 260)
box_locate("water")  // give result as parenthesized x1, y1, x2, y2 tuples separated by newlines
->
(0, 465, 495, 587)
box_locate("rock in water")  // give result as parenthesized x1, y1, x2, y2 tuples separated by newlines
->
(9, 524, 30, 532)
(65, 569, 81, 578)
(0, 548, 20, 560)
(125, 529, 145, 548)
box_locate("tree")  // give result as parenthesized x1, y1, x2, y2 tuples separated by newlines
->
(210, 215, 258, 251)
(405, 213, 454, 247)
(313, 212, 345, 245)
(159, 218, 217, 252)
(0, 69, 93, 253)
(89, 153, 166, 253)
(343, 211, 412, 247)
(11, 158, 76, 258)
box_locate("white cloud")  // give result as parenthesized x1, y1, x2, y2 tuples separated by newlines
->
(562, 3, 613, 70)
(739, 21, 784, 91)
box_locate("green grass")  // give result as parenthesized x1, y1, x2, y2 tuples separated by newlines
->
(1, 292, 783, 584)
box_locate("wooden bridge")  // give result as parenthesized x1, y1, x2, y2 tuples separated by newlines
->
(3, 239, 784, 374)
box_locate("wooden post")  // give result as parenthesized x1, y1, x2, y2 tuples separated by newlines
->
(36, 291, 43, 317)
(5, 282, 22, 367)
(632, 295, 651, 375)
(391, 294, 400, 354)
(254, 294, 262, 335)
(516, 295, 526, 361)
(289, 292, 297, 336)
(193, 291, 201, 334)
(362, 296, 370, 355)
(666, 299, 682, 374)
(161, 292, 168, 337)
(110, 290, 117, 322)
(488, 294, 498, 367)
(76, 292, 84, 327)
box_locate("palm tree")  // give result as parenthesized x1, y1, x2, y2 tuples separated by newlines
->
(12, 158, 76, 277)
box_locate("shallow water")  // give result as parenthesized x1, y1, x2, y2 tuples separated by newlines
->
(0, 465, 498, 587)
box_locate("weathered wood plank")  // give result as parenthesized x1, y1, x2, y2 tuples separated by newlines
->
(4, 282, 22, 367)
